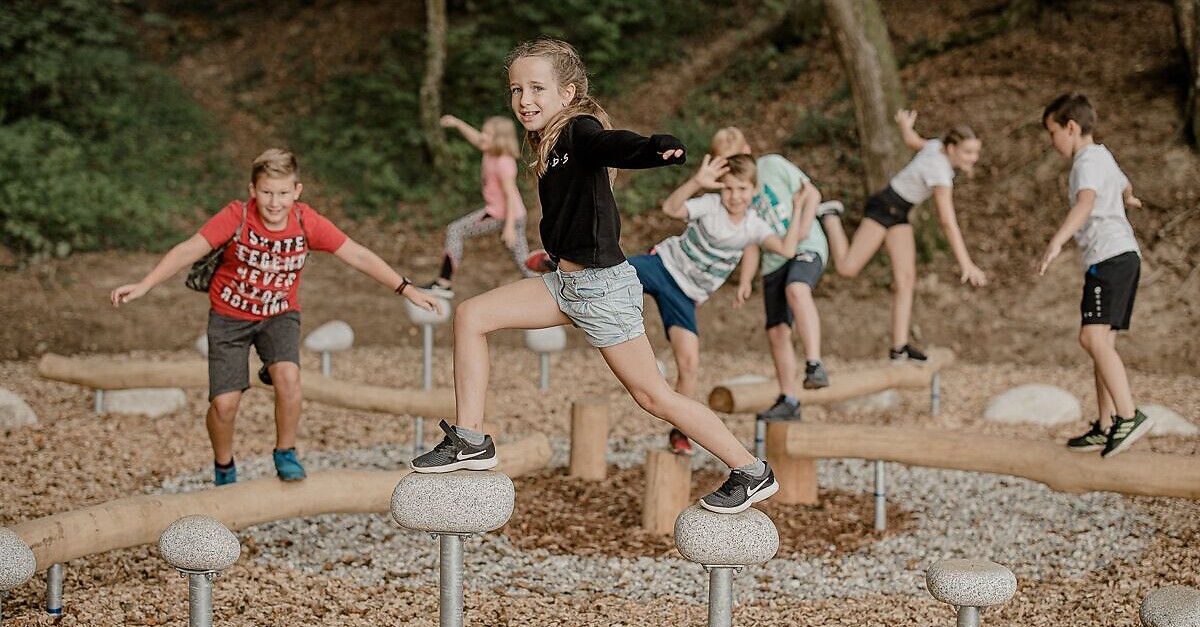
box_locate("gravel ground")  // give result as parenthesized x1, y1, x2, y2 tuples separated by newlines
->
(1, 345, 1198, 625)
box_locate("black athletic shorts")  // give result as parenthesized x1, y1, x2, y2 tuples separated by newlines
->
(863, 186, 915, 228)
(207, 310, 301, 399)
(764, 252, 825, 329)
(1081, 251, 1140, 330)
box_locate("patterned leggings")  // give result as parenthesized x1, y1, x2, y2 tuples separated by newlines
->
(440, 208, 536, 280)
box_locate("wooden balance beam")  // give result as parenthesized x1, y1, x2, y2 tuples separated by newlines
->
(11, 434, 550, 571)
(37, 353, 489, 420)
(783, 423, 1200, 500)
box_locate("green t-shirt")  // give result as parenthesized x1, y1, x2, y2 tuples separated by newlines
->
(752, 154, 829, 276)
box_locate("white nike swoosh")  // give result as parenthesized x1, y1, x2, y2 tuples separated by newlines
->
(746, 477, 771, 497)
(456, 449, 487, 461)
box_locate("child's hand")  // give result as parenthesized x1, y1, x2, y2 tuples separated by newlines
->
(439, 115, 459, 128)
(406, 289, 444, 314)
(1036, 242, 1062, 276)
(895, 109, 918, 130)
(960, 262, 988, 286)
(110, 282, 149, 307)
(1125, 194, 1143, 209)
(660, 148, 685, 161)
(501, 224, 518, 248)
(734, 282, 752, 308)
(693, 154, 729, 190)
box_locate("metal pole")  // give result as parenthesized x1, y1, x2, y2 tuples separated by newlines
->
(754, 418, 766, 460)
(415, 323, 433, 455)
(187, 572, 214, 627)
(539, 353, 550, 391)
(320, 352, 331, 376)
(956, 606, 980, 627)
(438, 534, 464, 627)
(46, 562, 63, 614)
(931, 372, 942, 416)
(706, 566, 735, 627)
(873, 460, 887, 531)
(94, 390, 104, 415)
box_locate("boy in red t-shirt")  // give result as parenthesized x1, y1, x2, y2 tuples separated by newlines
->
(111, 149, 441, 485)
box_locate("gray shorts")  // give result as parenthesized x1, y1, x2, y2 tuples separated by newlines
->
(207, 310, 301, 400)
(542, 261, 645, 348)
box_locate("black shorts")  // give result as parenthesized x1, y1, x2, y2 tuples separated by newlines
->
(764, 252, 825, 329)
(1081, 251, 1140, 330)
(862, 186, 915, 228)
(207, 310, 301, 399)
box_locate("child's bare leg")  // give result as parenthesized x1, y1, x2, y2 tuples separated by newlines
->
(824, 216, 887, 278)
(766, 324, 798, 397)
(601, 335, 755, 468)
(453, 277, 570, 431)
(884, 225, 917, 349)
(269, 362, 302, 450)
(1080, 325, 1135, 419)
(206, 391, 242, 464)
(666, 326, 701, 399)
(785, 283, 821, 362)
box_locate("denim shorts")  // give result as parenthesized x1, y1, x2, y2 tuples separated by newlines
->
(543, 261, 645, 348)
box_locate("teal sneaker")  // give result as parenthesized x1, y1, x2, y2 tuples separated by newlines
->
(214, 460, 237, 486)
(273, 448, 307, 481)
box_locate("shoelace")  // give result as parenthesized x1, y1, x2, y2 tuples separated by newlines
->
(712, 470, 749, 498)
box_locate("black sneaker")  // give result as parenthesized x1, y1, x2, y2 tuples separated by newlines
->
(889, 344, 928, 363)
(803, 362, 830, 389)
(258, 363, 273, 385)
(1066, 420, 1108, 452)
(756, 395, 802, 422)
(700, 462, 779, 514)
(1101, 410, 1155, 458)
(410, 420, 498, 472)
(420, 281, 455, 299)
(816, 200, 845, 219)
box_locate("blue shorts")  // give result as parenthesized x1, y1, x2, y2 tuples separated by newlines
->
(628, 253, 699, 336)
(543, 261, 645, 348)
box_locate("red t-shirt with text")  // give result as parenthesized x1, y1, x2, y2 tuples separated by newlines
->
(198, 199, 348, 320)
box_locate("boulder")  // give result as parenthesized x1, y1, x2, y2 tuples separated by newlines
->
(0, 388, 38, 428)
(984, 384, 1080, 426)
(105, 388, 187, 418)
(833, 389, 901, 414)
(1143, 404, 1199, 437)
(304, 320, 355, 353)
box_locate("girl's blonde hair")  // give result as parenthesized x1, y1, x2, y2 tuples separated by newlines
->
(505, 38, 612, 178)
(483, 116, 520, 158)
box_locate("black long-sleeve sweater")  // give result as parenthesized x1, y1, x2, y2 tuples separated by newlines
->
(538, 115, 686, 268)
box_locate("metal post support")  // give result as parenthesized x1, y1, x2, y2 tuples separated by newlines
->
(320, 352, 331, 377)
(754, 417, 766, 460)
(185, 571, 215, 627)
(423, 324, 434, 390)
(931, 372, 942, 417)
(956, 606, 980, 627)
(705, 566, 738, 627)
(873, 460, 887, 531)
(94, 390, 104, 415)
(46, 563, 63, 614)
(438, 534, 465, 627)
(1, 591, 6, 625)
(539, 353, 550, 391)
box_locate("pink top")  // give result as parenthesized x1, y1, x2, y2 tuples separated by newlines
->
(481, 153, 525, 219)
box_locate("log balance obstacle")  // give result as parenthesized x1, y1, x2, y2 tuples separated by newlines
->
(37, 353, 492, 420)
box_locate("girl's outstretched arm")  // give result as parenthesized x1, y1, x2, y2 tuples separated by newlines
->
(932, 186, 987, 286)
(333, 239, 443, 312)
(662, 155, 727, 219)
(110, 234, 213, 306)
(895, 109, 927, 152)
(440, 115, 486, 151)
(573, 117, 686, 170)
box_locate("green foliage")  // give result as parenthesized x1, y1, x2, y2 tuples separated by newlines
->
(0, 0, 230, 257)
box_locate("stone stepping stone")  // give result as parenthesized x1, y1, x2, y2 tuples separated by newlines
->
(105, 388, 187, 418)
(984, 384, 1080, 426)
(0, 387, 38, 428)
(1143, 404, 1199, 437)
(833, 389, 901, 414)
(304, 320, 355, 353)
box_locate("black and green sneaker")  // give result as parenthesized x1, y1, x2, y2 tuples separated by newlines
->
(1102, 410, 1155, 458)
(1066, 420, 1108, 453)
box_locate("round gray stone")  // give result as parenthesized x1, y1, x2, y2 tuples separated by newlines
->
(404, 297, 452, 326)
(0, 387, 38, 429)
(195, 333, 209, 357)
(105, 388, 187, 418)
(524, 327, 566, 353)
(1143, 405, 1199, 437)
(1141, 585, 1200, 627)
(983, 384, 1080, 426)
(674, 505, 779, 566)
(158, 515, 241, 572)
(0, 528, 35, 591)
(832, 389, 901, 414)
(304, 320, 355, 353)
(391, 471, 514, 534)
(926, 558, 1017, 607)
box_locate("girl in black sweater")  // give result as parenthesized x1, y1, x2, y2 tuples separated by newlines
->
(412, 38, 777, 514)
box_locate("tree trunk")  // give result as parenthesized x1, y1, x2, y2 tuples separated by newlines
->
(420, 0, 449, 171)
(1175, 0, 1200, 146)
(821, 0, 906, 192)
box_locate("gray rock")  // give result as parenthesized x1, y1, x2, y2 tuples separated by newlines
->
(1141, 585, 1200, 627)
(404, 297, 452, 325)
(104, 388, 187, 418)
(833, 390, 901, 414)
(391, 471, 514, 533)
(984, 384, 1080, 426)
(0, 388, 37, 428)
(925, 558, 1016, 607)
(524, 327, 566, 353)
(674, 505, 778, 565)
(1143, 405, 1199, 437)
(158, 515, 241, 572)
(195, 333, 208, 357)
(304, 320, 355, 353)
(0, 528, 35, 591)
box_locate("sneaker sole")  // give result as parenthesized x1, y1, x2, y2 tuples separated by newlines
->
(409, 457, 500, 473)
(803, 379, 829, 390)
(698, 482, 780, 514)
(1102, 417, 1156, 458)
(277, 474, 307, 482)
(1066, 444, 1105, 453)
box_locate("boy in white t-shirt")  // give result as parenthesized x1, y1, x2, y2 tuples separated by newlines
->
(629, 154, 809, 454)
(1038, 92, 1152, 458)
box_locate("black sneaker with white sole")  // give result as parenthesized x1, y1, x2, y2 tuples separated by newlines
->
(1066, 420, 1108, 452)
(700, 462, 779, 514)
(420, 281, 455, 299)
(803, 361, 830, 389)
(410, 420, 498, 472)
(889, 344, 928, 363)
(756, 395, 802, 422)
(816, 200, 845, 219)
(1101, 410, 1154, 458)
